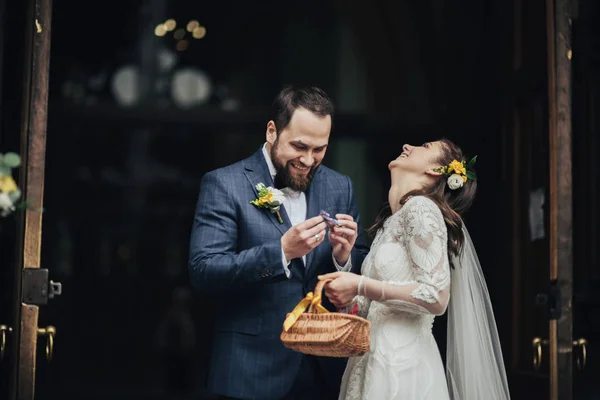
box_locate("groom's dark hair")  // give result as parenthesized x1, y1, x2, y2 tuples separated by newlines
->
(271, 85, 334, 134)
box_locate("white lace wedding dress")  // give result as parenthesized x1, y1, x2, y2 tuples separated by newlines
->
(339, 196, 451, 400)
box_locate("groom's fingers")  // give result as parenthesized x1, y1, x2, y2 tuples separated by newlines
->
(334, 214, 354, 221)
(333, 218, 356, 228)
(335, 215, 357, 230)
(332, 226, 355, 239)
(300, 215, 325, 229)
(303, 221, 327, 240)
(283, 217, 329, 259)
(330, 232, 351, 249)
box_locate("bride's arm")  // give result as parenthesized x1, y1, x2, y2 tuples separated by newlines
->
(359, 197, 450, 316)
(359, 277, 449, 316)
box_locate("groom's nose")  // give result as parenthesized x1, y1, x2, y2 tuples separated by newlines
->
(403, 144, 412, 153)
(299, 153, 314, 167)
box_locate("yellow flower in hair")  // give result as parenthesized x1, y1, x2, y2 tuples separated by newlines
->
(432, 155, 478, 190)
(448, 160, 466, 175)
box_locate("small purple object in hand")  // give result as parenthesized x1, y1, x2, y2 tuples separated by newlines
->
(320, 210, 340, 226)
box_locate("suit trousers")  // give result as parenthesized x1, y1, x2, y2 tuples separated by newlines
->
(217, 354, 343, 400)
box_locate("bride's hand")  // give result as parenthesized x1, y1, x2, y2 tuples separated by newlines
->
(318, 272, 360, 308)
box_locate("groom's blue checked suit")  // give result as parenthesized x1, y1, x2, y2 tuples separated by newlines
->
(189, 147, 369, 400)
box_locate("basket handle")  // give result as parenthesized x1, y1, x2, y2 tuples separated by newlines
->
(282, 281, 331, 332)
(308, 279, 332, 313)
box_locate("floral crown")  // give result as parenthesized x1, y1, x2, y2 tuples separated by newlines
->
(433, 156, 477, 190)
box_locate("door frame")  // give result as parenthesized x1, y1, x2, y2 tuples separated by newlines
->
(4, 0, 53, 399)
(547, 0, 574, 398)
(506, 0, 574, 398)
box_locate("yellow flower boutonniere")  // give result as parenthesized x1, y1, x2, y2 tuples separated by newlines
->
(250, 183, 286, 224)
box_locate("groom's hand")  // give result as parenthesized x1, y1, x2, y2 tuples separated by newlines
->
(281, 216, 327, 261)
(328, 214, 358, 265)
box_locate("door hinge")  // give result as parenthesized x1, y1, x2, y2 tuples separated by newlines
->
(535, 279, 562, 320)
(22, 268, 62, 305)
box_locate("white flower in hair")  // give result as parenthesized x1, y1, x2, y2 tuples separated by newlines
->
(433, 156, 478, 190)
(447, 174, 464, 190)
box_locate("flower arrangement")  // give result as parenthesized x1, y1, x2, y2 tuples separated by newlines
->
(0, 152, 24, 217)
(250, 183, 286, 223)
(434, 156, 478, 190)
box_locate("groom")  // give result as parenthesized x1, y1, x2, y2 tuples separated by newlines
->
(189, 85, 369, 400)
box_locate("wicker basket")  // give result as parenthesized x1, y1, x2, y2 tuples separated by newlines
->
(280, 279, 370, 358)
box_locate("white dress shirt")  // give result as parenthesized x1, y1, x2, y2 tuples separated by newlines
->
(261, 144, 352, 277)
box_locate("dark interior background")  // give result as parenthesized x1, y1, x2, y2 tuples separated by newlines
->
(0, 0, 598, 399)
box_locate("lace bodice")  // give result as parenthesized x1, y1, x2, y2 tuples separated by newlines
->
(340, 196, 451, 400)
(356, 196, 450, 317)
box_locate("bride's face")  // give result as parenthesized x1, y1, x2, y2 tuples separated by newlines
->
(389, 141, 444, 174)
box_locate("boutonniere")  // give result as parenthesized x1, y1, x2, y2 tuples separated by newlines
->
(250, 183, 286, 224)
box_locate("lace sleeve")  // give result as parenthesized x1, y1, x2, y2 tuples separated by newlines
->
(364, 197, 451, 315)
(401, 197, 450, 304)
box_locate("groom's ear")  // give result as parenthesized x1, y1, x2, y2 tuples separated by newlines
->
(425, 168, 444, 177)
(266, 121, 277, 145)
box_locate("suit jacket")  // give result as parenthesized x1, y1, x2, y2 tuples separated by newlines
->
(189, 147, 369, 400)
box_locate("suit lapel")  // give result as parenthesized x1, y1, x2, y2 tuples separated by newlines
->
(304, 169, 324, 271)
(243, 149, 292, 236)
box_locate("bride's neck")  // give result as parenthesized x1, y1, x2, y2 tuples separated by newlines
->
(388, 173, 424, 213)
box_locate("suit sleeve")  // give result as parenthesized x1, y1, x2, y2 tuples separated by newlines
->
(346, 176, 369, 274)
(188, 171, 287, 295)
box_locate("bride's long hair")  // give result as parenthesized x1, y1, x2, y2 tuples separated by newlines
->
(367, 139, 477, 265)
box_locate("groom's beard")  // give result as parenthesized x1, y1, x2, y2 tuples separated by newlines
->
(271, 148, 319, 192)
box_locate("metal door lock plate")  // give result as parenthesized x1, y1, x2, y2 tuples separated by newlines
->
(22, 268, 62, 305)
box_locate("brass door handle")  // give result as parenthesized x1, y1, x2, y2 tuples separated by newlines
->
(573, 338, 588, 371)
(37, 326, 56, 362)
(0, 324, 13, 363)
(532, 337, 549, 371)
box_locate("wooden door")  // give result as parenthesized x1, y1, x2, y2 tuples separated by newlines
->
(0, 0, 55, 399)
(571, 1, 600, 397)
(504, 0, 600, 399)
(504, 0, 566, 398)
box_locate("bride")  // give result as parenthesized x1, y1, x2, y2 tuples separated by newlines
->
(319, 139, 510, 399)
